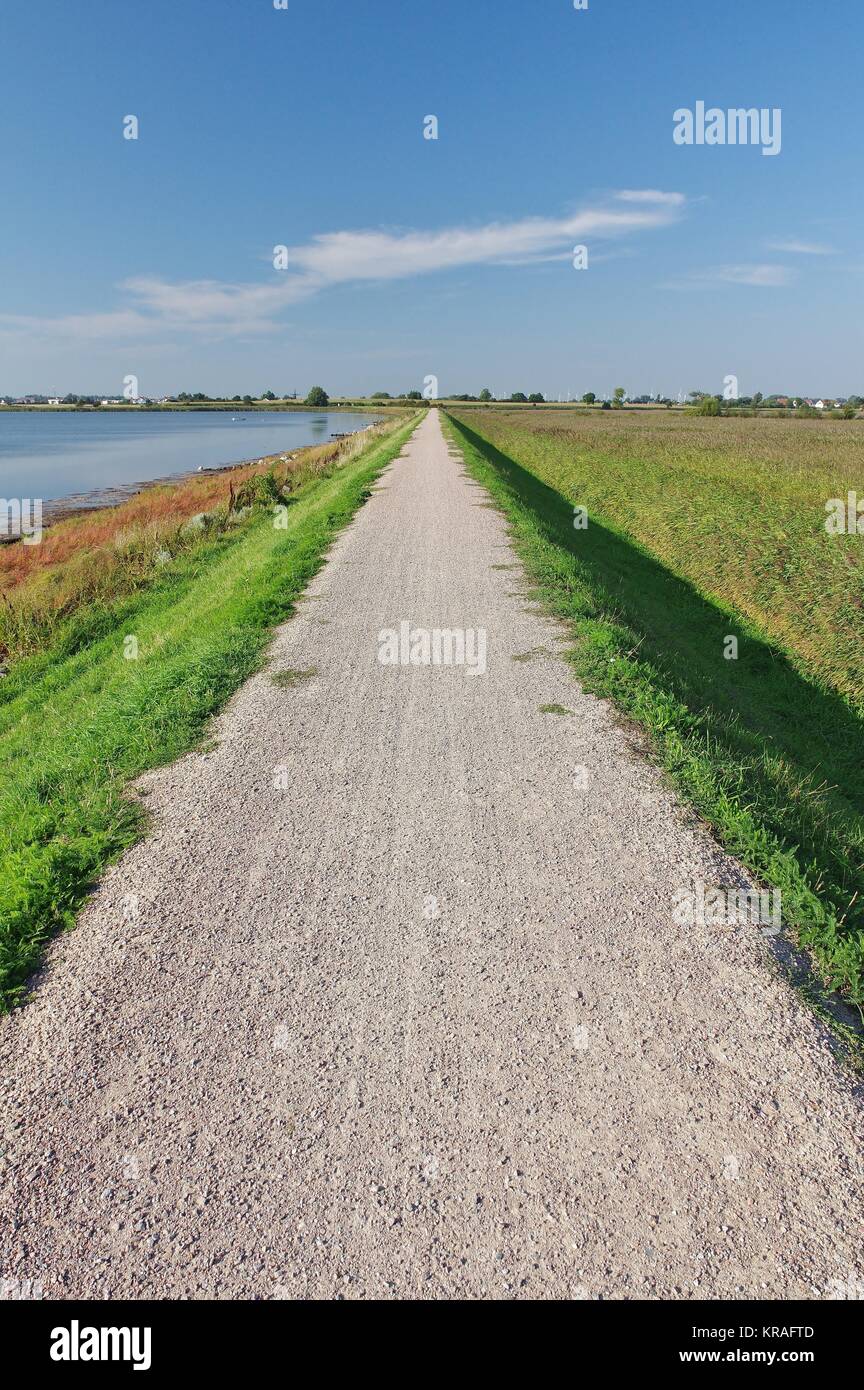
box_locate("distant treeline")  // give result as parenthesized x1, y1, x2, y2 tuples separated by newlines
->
(4, 387, 861, 416)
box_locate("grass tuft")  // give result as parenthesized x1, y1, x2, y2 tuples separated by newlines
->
(271, 667, 317, 687)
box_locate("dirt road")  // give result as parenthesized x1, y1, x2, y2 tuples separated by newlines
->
(1, 410, 861, 1300)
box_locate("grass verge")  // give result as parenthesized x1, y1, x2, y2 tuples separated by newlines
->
(443, 411, 864, 1020)
(0, 414, 418, 1009)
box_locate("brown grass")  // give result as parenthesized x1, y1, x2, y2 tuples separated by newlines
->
(0, 420, 404, 662)
(0, 436, 363, 592)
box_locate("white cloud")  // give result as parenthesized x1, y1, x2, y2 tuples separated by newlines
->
(714, 264, 796, 286)
(616, 189, 686, 206)
(0, 192, 685, 342)
(0, 309, 159, 340)
(663, 263, 796, 289)
(765, 238, 836, 255)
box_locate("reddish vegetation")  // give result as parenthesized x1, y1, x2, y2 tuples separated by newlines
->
(0, 421, 403, 664)
(0, 453, 298, 593)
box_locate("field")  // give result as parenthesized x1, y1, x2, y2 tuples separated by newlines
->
(0, 414, 418, 1008)
(445, 407, 864, 1015)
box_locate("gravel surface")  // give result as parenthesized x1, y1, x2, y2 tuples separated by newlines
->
(1, 410, 862, 1301)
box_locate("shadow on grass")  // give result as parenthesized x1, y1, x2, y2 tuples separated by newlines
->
(451, 417, 864, 958)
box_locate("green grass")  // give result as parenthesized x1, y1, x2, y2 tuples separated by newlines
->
(271, 667, 317, 687)
(444, 410, 864, 1015)
(0, 415, 417, 1010)
(451, 407, 864, 705)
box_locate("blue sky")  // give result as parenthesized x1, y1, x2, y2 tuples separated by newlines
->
(1, 0, 861, 398)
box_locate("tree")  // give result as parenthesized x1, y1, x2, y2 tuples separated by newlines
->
(371, 391, 391, 399)
(479, 388, 493, 401)
(242, 394, 253, 405)
(509, 392, 528, 403)
(528, 392, 545, 403)
(752, 391, 763, 407)
(405, 390, 422, 400)
(305, 386, 329, 407)
(613, 386, 626, 408)
(581, 392, 596, 405)
(261, 390, 276, 401)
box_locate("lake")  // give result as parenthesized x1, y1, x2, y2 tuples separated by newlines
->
(0, 409, 381, 504)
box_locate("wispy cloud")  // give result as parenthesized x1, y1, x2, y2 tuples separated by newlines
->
(0, 192, 685, 342)
(615, 189, 686, 206)
(765, 238, 836, 255)
(662, 263, 796, 290)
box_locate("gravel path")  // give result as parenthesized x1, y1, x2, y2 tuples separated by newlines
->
(1, 410, 861, 1301)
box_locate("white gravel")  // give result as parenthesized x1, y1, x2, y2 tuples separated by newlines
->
(1, 410, 861, 1301)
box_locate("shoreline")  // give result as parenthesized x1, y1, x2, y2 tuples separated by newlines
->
(0, 402, 404, 413)
(1, 422, 383, 543)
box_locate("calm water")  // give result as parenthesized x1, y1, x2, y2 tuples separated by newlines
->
(0, 409, 381, 502)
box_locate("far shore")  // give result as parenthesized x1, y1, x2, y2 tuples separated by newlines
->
(0, 400, 406, 413)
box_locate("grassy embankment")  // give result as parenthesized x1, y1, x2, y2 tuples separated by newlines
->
(445, 407, 864, 1017)
(0, 413, 418, 1009)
